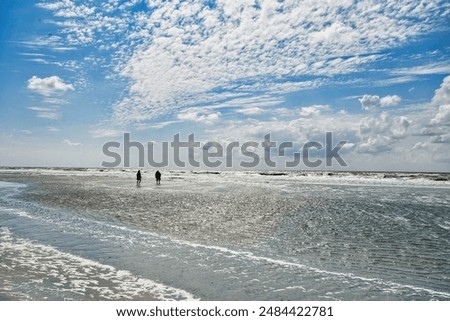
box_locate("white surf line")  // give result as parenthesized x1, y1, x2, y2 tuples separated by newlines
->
(0, 181, 27, 188)
(0, 207, 34, 219)
(0, 227, 198, 301)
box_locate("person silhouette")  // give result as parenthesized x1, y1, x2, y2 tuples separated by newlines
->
(155, 170, 161, 185)
(136, 170, 142, 187)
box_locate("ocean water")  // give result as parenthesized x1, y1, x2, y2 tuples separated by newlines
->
(0, 168, 449, 300)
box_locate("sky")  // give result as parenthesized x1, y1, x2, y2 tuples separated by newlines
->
(0, 0, 449, 171)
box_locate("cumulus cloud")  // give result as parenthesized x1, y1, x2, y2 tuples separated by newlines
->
(427, 76, 450, 129)
(359, 95, 381, 111)
(407, 75, 450, 166)
(431, 133, 450, 144)
(432, 75, 450, 106)
(299, 105, 329, 117)
(177, 108, 221, 125)
(357, 112, 411, 154)
(431, 104, 450, 125)
(27, 76, 74, 96)
(412, 75, 450, 159)
(380, 95, 402, 107)
(359, 94, 401, 111)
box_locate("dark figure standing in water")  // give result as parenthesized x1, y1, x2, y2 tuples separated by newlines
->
(155, 170, 161, 185)
(136, 170, 142, 187)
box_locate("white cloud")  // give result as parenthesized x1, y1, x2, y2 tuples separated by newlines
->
(380, 95, 402, 107)
(37, 112, 59, 120)
(236, 107, 265, 116)
(411, 75, 450, 158)
(356, 112, 411, 154)
(309, 21, 359, 46)
(299, 105, 329, 117)
(28, 106, 52, 111)
(431, 133, 450, 144)
(90, 128, 124, 138)
(359, 95, 382, 111)
(140, 121, 184, 130)
(359, 94, 401, 111)
(208, 106, 413, 158)
(36, 1, 70, 11)
(42, 97, 67, 105)
(373, 76, 419, 87)
(27, 76, 74, 96)
(63, 139, 82, 146)
(17, 35, 76, 51)
(432, 75, 450, 106)
(177, 108, 221, 125)
(430, 104, 450, 125)
(428, 76, 450, 127)
(37, 0, 448, 124)
(407, 75, 450, 164)
(27, 106, 60, 120)
(392, 62, 450, 76)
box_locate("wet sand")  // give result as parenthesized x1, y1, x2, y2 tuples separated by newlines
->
(2, 170, 299, 247)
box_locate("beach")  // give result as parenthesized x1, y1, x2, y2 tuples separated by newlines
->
(0, 168, 449, 300)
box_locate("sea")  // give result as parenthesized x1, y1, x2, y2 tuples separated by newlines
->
(0, 168, 449, 300)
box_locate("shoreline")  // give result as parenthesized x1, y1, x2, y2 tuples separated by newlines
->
(1, 165, 449, 174)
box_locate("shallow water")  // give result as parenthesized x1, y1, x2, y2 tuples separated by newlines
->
(0, 169, 449, 300)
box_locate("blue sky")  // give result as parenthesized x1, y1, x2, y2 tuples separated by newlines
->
(0, 0, 449, 171)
